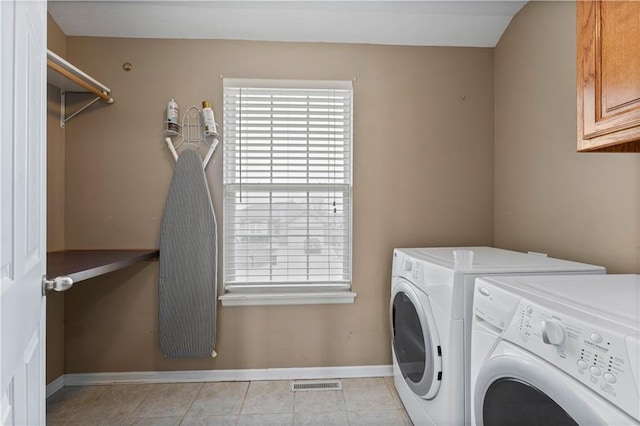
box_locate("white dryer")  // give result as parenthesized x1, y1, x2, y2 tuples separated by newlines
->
(390, 247, 605, 426)
(470, 274, 640, 425)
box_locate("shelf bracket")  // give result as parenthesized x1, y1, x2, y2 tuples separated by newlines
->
(59, 90, 103, 128)
(47, 50, 114, 128)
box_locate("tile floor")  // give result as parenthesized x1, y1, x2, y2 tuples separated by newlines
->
(47, 377, 412, 425)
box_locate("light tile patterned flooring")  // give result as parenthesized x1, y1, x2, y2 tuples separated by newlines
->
(47, 377, 412, 425)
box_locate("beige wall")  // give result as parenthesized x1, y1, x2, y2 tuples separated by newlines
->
(494, 1, 640, 273)
(61, 38, 495, 372)
(46, 0, 640, 377)
(46, 14, 66, 384)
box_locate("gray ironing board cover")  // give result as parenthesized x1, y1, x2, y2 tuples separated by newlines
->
(159, 149, 217, 358)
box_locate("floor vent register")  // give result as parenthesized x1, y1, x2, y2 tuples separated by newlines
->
(291, 379, 343, 392)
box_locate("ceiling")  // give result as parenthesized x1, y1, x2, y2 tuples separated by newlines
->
(48, 1, 528, 48)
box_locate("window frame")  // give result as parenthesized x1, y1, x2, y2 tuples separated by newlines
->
(219, 78, 356, 306)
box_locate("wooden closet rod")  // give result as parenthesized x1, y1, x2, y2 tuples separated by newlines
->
(47, 59, 114, 104)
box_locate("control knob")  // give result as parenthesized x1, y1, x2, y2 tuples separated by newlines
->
(541, 320, 566, 346)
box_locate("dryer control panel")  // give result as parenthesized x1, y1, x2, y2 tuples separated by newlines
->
(474, 280, 640, 421)
(392, 250, 422, 283)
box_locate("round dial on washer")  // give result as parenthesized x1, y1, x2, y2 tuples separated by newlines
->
(541, 320, 566, 346)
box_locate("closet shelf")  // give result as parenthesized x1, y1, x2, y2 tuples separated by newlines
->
(47, 250, 158, 285)
(46, 49, 114, 128)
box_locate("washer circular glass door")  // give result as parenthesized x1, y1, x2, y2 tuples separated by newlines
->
(474, 347, 608, 426)
(391, 278, 442, 399)
(482, 378, 578, 425)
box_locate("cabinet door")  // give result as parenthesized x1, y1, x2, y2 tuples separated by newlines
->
(577, 0, 640, 152)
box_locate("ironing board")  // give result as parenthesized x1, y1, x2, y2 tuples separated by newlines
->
(159, 148, 217, 357)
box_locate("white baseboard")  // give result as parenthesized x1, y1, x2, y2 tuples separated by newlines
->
(46, 375, 65, 398)
(63, 365, 393, 387)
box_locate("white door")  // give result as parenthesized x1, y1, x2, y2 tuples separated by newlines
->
(1, 0, 48, 424)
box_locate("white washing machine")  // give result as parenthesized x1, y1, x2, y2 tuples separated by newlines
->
(470, 274, 640, 425)
(390, 247, 605, 426)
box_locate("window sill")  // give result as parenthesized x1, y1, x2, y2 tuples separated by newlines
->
(219, 291, 357, 307)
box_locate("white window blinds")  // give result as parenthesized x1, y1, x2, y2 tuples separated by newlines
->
(223, 79, 353, 293)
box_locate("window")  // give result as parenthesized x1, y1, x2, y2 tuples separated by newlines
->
(220, 79, 355, 306)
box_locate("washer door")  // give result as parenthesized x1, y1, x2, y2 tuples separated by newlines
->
(391, 278, 442, 399)
(482, 378, 578, 425)
(474, 342, 620, 426)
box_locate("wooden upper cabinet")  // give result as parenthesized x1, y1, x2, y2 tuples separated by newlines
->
(577, 0, 640, 152)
